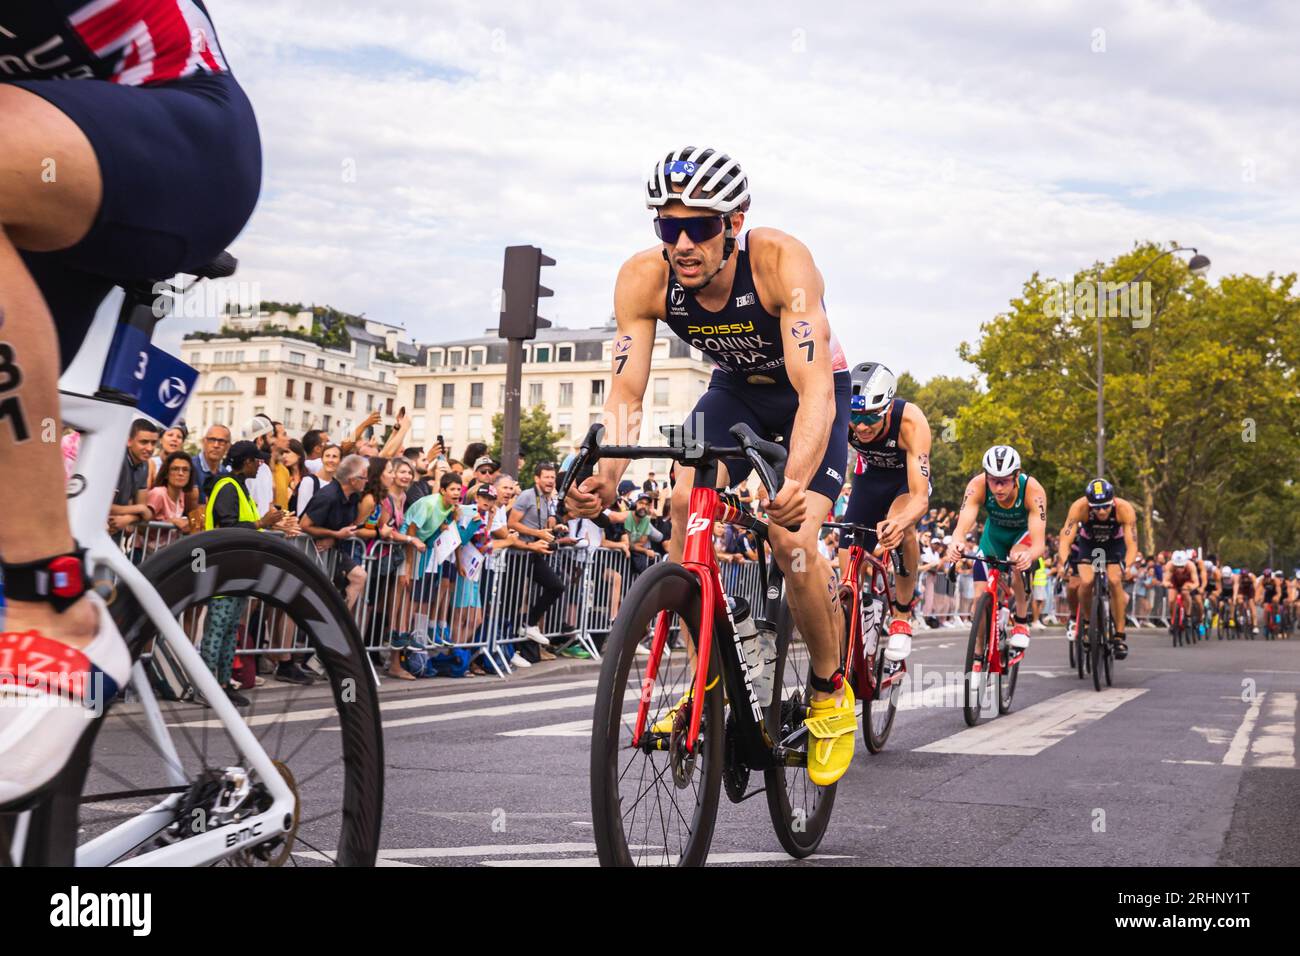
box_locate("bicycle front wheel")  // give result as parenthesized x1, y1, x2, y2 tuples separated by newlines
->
(15, 529, 383, 866)
(764, 596, 838, 857)
(964, 594, 993, 726)
(1091, 595, 1106, 692)
(590, 562, 723, 867)
(998, 634, 1018, 714)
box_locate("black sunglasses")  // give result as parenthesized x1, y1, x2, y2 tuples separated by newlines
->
(653, 215, 725, 245)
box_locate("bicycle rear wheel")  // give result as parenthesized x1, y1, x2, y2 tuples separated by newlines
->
(997, 630, 1018, 714)
(10, 529, 383, 866)
(590, 562, 723, 867)
(763, 597, 837, 858)
(964, 594, 993, 726)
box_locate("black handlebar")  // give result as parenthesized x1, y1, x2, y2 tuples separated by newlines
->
(557, 422, 800, 532)
(822, 521, 905, 576)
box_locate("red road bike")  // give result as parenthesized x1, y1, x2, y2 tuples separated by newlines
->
(954, 553, 1028, 725)
(822, 521, 905, 752)
(560, 423, 835, 866)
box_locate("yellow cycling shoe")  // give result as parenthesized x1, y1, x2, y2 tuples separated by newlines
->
(804, 681, 856, 786)
(650, 676, 720, 734)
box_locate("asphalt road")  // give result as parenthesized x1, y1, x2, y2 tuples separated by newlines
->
(86, 624, 1300, 866)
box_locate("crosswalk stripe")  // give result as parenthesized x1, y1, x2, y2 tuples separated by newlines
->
(914, 688, 1146, 756)
(1250, 691, 1297, 768)
(168, 678, 601, 729)
(1222, 692, 1265, 767)
(481, 851, 854, 867)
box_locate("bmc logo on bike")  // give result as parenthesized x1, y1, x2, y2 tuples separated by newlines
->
(687, 516, 712, 535)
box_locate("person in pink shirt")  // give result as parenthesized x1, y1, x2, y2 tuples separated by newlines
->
(147, 451, 199, 536)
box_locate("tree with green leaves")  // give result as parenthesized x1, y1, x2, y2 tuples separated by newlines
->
(490, 404, 564, 479)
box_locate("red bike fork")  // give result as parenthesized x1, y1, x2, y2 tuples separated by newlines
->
(630, 486, 721, 754)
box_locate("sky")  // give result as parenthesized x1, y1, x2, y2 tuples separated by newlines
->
(160, 0, 1300, 381)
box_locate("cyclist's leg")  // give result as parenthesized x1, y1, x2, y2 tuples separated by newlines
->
(0, 87, 103, 643)
(1107, 562, 1129, 655)
(1077, 562, 1097, 625)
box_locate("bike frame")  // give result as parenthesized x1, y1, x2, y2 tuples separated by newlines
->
(836, 530, 904, 698)
(633, 482, 777, 759)
(977, 563, 1024, 678)
(10, 285, 296, 867)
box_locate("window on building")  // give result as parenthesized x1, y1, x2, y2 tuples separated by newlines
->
(497, 383, 505, 407)
(323, 414, 332, 432)
(324, 386, 334, 405)
(284, 407, 292, 425)
(556, 413, 572, 440)
(302, 411, 311, 430)
(253, 405, 264, 417)
(428, 349, 443, 368)
(528, 382, 543, 406)
(316, 358, 325, 370)
(214, 376, 237, 392)
(470, 382, 483, 408)
(439, 415, 455, 445)
(469, 347, 486, 365)
(413, 384, 427, 409)
(378, 371, 386, 383)
(285, 378, 295, 398)
(259, 349, 270, 362)
(409, 415, 423, 441)
(214, 406, 225, 425)
(290, 351, 305, 364)
(557, 345, 573, 362)
(653, 378, 669, 405)
(449, 348, 465, 366)
(589, 411, 604, 427)
(366, 394, 374, 412)
(339, 363, 347, 373)
(441, 383, 455, 408)
(386, 397, 394, 416)
(591, 379, 605, 405)
(653, 340, 669, 359)
(346, 390, 355, 410)
(254, 377, 266, 396)
(304, 382, 313, 402)
(558, 381, 573, 407)
(535, 345, 550, 363)
(468, 414, 483, 438)
(191, 352, 201, 365)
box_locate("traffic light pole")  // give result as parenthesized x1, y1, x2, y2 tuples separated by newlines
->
(502, 338, 524, 479)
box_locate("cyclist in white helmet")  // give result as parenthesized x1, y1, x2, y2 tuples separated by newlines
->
(944, 445, 1048, 651)
(566, 146, 858, 786)
(840, 362, 933, 665)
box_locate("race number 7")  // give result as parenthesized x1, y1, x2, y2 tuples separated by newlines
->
(797, 340, 814, 363)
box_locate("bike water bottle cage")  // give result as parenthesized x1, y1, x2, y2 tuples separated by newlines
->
(2, 549, 89, 613)
(809, 667, 845, 694)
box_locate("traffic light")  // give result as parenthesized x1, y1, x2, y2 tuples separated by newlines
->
(499, 245, 554, 339)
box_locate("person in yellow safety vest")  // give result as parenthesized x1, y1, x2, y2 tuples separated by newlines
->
(1031, 554, 1049, 630)
(200, 441, 286, 707)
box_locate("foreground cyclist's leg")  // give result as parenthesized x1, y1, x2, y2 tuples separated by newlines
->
(0, 87, 134, 804)
(771, 490, 855, 786)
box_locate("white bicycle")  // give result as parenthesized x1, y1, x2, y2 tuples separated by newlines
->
(0, 255, 383, 866)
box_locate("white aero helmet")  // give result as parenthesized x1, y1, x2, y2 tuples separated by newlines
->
(982, 444, 1021, 478)
(850, 362, 897, 415)
(1171, 550, 1189, 567)
(645, 146, 751, 213)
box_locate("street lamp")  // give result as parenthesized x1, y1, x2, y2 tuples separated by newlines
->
(1093, 246, 1210, 477)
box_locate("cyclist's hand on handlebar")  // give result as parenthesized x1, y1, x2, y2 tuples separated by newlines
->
(758, 475, 806, 529)
(1008, 548, 1032, 572)
(942, 543, 961, 565)
(565, 474, 612, 519)
(876, 517, 906, 552)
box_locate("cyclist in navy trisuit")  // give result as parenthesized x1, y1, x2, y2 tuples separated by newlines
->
(0, 1, 261, 805)
(565, 147, 857, 785)
(840, 362, 932, 665)
(1055, 479, 1139, 659)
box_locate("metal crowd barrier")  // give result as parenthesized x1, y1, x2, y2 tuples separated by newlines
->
(110, 522, 770, 681)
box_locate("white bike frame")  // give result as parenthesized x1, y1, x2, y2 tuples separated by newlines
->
(9, 286, 295, 866)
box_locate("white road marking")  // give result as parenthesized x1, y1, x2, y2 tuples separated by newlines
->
(1222, 693, 1266, 767)
(380, 693, 599, 730)
(500, 717, 593, 737)
(1162, 759, 1219, 766)
(1250, 692, 1297, 768)
(482, 851, 855, 867)
(169, 678, 602, 728)
(380, 843, 599, 859)
(915, 688, 1146, 756)
(1191, 725, 1233, 746)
